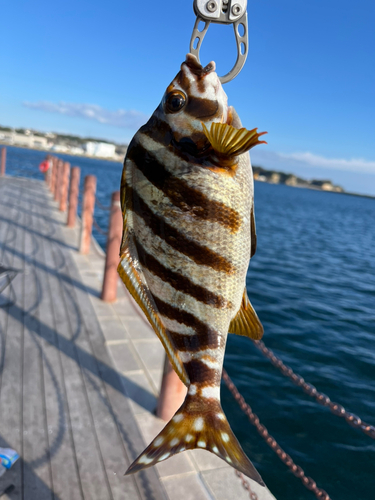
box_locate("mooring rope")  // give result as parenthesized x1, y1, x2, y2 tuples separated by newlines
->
(236, 471, 259, 500)
(95, 197, 111, 211)
(93, 217, 108, 236)
(253, 340, 375, 439)
(222, 369, 331, 500)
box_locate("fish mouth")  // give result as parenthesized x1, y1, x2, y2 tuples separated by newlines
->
(184, 53, 216, 77)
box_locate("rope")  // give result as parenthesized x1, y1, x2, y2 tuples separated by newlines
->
(93, 218, 108, 236)
(95, 197, 111, 211)
(222, 369, 331, 500)
(253, 340, 375, 439)
(235, 471, 259, 500)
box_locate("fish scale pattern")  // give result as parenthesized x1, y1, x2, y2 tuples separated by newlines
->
(118, 53, 265, 484)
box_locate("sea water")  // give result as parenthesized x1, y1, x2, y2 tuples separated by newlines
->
(4, 146, 375, 500)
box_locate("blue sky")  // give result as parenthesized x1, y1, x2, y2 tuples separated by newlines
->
(1, 0, 374, 194)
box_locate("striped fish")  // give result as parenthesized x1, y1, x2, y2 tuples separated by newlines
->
(118, 54, 267, 484)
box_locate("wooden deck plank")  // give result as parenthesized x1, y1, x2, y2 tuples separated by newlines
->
(36, 193, 145, 500)
(22, 208, 53, 500)
(61, 249, 168, 500)
(30, 193, 83, 500)
(37, 199, 114, 500)
(0, 178, 168, 500)
(0, 181, 26, 498)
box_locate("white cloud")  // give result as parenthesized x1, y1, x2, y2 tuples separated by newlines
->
(23, 101, 149, 129)
(277, 151, 375, 174)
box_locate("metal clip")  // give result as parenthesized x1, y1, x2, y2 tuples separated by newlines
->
(190, 0, 248, 83)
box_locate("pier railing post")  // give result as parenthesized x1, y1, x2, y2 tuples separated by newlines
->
(101, 191, 122, 302)
(67, 167, 80, 227)
(79, 175, 97, 254)
(0, 147, 6, 177)
(157, 355, 187, 421)
(54, 159, 63, 202)
(59, 162, 70, 212)
(50, 157, 56, 193)
(45, 156, 52, 186)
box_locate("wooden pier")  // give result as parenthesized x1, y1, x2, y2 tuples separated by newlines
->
(0, 176, 166, 500)
(0, 173, 276, 500)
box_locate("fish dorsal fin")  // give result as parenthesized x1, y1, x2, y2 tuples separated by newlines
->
(202, 122, 267, 157)
(229, 289, 264, 340)
(118, 232, 190, 386)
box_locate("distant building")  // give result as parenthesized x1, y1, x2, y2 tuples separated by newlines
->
(269, 172, 281, 184)
(0, 132, 49, 149)
(84, 142, 116, 158)
(69, 146, 85, 155)
(50, 144, 70, 153)
(285, 174, 298, 186)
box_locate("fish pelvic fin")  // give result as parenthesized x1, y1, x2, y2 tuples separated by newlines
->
(117, 239, 189, 386)
(229, 288, 264, 340)
(125, 394, 264, 486)
(202, 122, 267, 157)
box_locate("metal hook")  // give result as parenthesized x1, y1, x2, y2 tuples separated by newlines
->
(189, 0, 248, 84)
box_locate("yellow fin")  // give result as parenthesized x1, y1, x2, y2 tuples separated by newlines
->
(250, 203, 257, 258)
(229, 289, 264, 340)
(202, 122, 267, 157)
(118, 234, 189, 386)
(125, 394, 264, 486)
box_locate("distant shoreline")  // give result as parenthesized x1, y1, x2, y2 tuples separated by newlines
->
(254, 179, 375, 200)
(2, 142, 124, 164)
(3, 143, 374, 200)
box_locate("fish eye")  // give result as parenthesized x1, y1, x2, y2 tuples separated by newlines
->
(166, 91, 186, 113)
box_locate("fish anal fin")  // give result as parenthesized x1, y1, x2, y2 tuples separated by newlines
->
(125, 395, 264, 486)
(202, 122, 267, 157)
(229, 289, 264, 340)
(117, 240, 189, 386)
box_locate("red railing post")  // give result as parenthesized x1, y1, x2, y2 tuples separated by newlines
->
(101, 191, 122, 302)
(54, 159, 63, 202)
(67, 167, 80, 227)
(45, 164, 51, 187)
(156, 355, 187, 421)
(79, 175, 96, 254)
(0, 147, 6, 177)
(50, 157, 56, 193)
(59, 161, 70, 211)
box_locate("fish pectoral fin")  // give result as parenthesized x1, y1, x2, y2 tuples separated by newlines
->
(117, 237, 189, 386)
(229, 289, 264, 340)
(125, 394, 264, 486)
(202, 122, 267, 157)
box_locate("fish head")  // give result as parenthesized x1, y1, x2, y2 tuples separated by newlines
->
(158, 54, 229, 155)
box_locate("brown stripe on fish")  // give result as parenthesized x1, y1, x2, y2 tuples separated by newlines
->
(140, 114, 174, 149)
(128, 186, 235, 274)
(136, 243, 230, 308)
(168, 329, 220, 353)
(176, 70, 192, 93)
(177, 67, 206, 95)
(152, 295, 222, 350)
(183, 359, 221, 386)
(142, 116, 209, 160)
(127, 141, 241, 232)
(185, 97, 218, 120)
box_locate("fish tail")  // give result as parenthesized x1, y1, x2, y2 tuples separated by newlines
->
(125, 394, 264, 486)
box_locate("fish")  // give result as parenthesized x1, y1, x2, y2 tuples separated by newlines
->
(118, 53, 267, 485)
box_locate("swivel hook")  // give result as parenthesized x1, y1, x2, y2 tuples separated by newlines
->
(189, 0, 248, 83)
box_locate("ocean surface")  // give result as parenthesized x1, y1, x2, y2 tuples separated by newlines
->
(4, 146, 375, 500)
